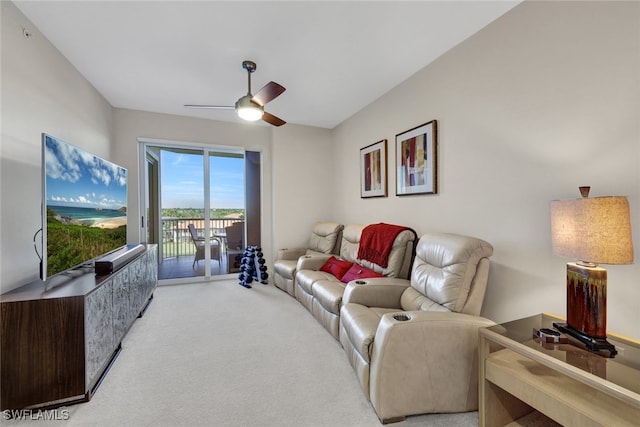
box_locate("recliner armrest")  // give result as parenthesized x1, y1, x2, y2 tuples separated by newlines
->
(296, 254, 332, 271)
(275, 247, 307, 261)
(369, 311, 496, 421)
(342, 278, 409, 308)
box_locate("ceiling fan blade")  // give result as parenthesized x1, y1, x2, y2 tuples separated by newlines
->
(252, 81, 286, 106)
(262, 112, 286, 127)
(184, 104, 234, 110)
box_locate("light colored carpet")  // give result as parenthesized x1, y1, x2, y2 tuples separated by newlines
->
(3, 280, 478, 427)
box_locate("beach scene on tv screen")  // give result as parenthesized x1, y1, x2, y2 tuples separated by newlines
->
(44, 135, 127, 276)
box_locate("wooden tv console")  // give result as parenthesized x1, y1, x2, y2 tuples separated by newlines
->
(0, 245, 157, 410)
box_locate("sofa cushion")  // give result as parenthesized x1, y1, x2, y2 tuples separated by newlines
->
(400, 287, 451, 313)
(313, 280, 347, 314)
(339, 224, 364, 263)
(341, 264, 384, 283)
(308, 222, 344, 254)
(406, 232, 494, 313)
(295, 269, 336, 295)
(319, 256, 353, 280)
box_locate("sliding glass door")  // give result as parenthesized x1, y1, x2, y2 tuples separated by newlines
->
(159, 147, 209, 279)
(139, 140, 258, 283)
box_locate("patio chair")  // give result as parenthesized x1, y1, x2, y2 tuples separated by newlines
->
(188, 223, 222, 268)
(224, 222, 244, 273)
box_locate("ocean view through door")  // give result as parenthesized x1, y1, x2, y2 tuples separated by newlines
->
(140, 142, 247, 282)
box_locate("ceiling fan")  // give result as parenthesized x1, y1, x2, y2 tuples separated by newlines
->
(185, 60, 286, 127)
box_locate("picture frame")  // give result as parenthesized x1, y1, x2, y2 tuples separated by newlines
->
(360, 139, 387, 198)
(396, 120, 437, 196)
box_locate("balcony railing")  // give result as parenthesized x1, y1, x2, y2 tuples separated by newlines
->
(161, 217, 243, 260)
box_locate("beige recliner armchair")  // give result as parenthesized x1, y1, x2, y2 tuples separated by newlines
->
(273, 222, 344, 296)
(339, 232, 494, 423)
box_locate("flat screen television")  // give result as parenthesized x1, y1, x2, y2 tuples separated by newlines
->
(41, 133, 128, 280)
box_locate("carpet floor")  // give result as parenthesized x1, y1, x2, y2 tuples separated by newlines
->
(3, 280, 478, 427)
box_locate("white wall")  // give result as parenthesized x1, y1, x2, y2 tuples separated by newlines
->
(271, 124, 334, 252)
(1, 2, 113, 292)
(332, 1, 640, 338)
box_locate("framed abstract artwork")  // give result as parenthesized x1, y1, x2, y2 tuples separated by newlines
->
(395, 120, 437, 196)
(360, 139, 387, 198)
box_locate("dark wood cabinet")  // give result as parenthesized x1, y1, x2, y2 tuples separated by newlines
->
(1, 245, 157, 410)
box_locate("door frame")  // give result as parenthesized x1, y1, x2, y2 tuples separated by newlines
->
(137, 137, 252, 285)
(144, 149, 161, 255)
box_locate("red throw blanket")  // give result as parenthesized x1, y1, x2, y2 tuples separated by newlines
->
(357, 223, 409, 268)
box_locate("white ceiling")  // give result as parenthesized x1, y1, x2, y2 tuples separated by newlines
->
(14, 1, 521, 129)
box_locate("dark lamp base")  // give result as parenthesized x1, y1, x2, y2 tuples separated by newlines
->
(553, 322, 617, 358)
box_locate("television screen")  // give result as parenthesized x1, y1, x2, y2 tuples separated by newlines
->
(42, 134, 127, 279)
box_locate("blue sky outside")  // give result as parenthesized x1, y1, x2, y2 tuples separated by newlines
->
(45, 135, 127, 211)
(160, 150, 244, 209)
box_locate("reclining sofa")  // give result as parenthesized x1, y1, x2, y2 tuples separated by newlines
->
(273, 222, 344, 297)
(339, 232, 494, 423)
(294, 223, 417, 340)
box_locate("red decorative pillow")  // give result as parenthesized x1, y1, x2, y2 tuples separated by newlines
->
(340, 264, 384, 283)
(319, 256, 353, 280)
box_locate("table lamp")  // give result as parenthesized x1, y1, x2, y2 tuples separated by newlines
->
(550, 186, 634, 356)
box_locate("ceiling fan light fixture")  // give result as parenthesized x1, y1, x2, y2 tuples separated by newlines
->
(235, 95, 264, 121)
(237, 106, 263, 121)
(186, 61, 285, 126)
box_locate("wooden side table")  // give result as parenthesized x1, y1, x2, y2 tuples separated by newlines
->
(479, 313, 640, 427)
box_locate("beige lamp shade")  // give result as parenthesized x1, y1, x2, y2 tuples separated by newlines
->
(550, 196, 634, 265)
